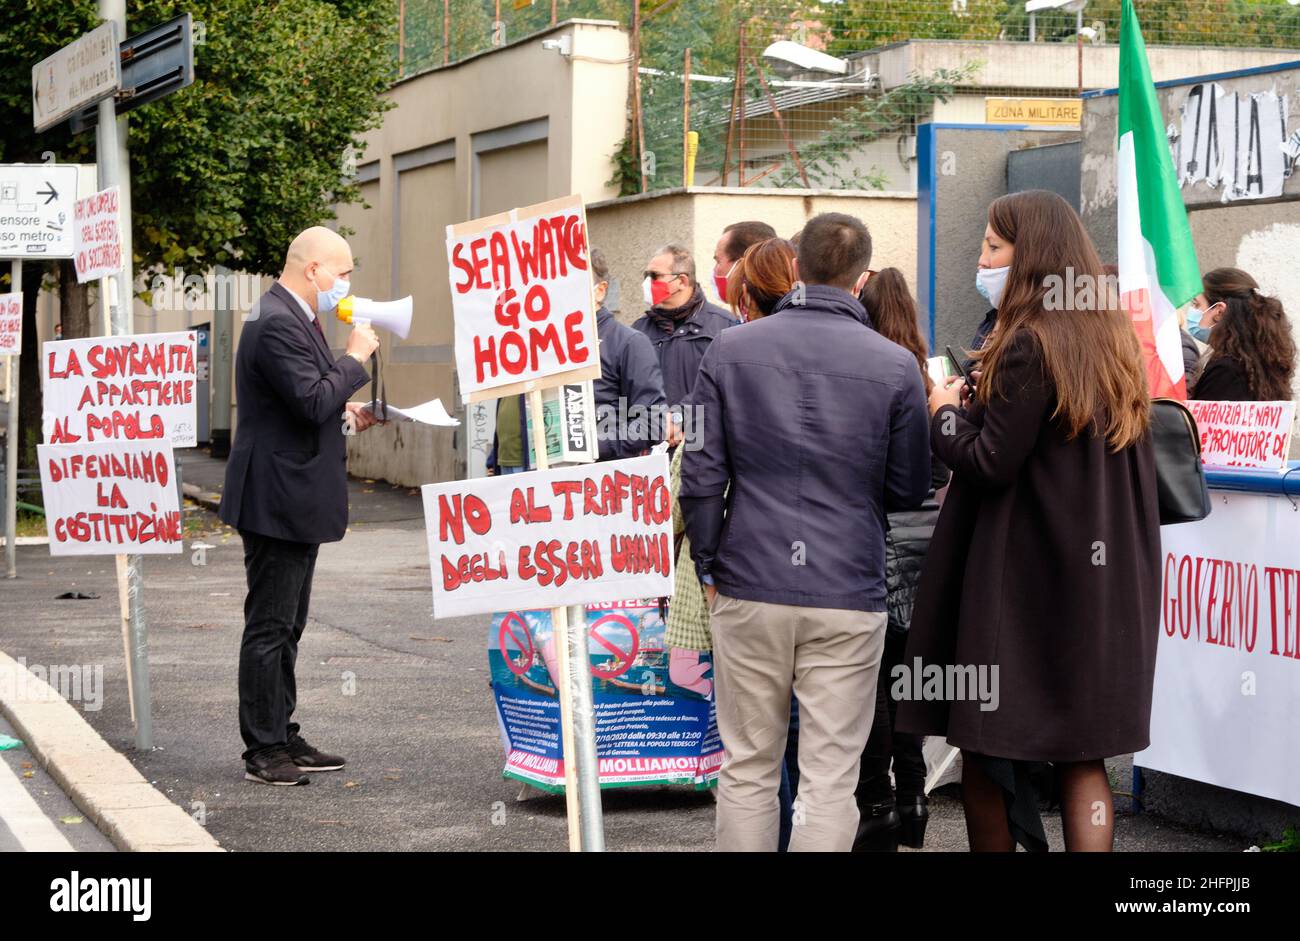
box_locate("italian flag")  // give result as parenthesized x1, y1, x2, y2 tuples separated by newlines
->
(1118, 0, 1201, 401)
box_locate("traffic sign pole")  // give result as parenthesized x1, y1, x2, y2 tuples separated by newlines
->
(97, 0, 151, 752)
(4, 261, 18, 580)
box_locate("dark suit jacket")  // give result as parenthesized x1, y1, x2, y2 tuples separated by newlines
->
(220, 282, 370, 544)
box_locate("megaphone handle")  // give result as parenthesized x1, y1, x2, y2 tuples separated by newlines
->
(371, 345, 385, 423)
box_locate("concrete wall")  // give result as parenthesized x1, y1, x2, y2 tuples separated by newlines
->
(587, 186, 918, 324)
(918, 125, 1081, 356)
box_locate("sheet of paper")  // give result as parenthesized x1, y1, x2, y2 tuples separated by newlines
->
(360, 398, 460, 427)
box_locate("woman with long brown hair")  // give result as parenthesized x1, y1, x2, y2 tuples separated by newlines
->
(1190, 267, 1297, 402)
(897, 190, 1161, 852)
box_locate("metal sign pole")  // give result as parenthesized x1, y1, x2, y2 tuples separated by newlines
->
(4, 261, 19, 579)
(98, 0, 151, 751)
(525, 390, 604, 850)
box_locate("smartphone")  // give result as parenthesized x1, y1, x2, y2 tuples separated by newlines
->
(945, 345, 977, 390)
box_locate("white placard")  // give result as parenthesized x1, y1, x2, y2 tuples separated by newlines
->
(37, 440, 183, 556)
(1187, 400, 1296, 470)
(72, 185, 122, 284)
(1136, 491, 1300, 807)
(446, 194, 600, 403)
(0, 292, 20, 356)
(42, 331, 199, 447)
(422, 452, 673, 618)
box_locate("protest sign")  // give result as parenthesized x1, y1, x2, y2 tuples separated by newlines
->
(0, 292, 20, 356)
(37, 440, 182, 556)
(72, 185, 122, 284)
(422, 452, 673, 619)
(1137, 491, 1300, 807)
(42, 331, 198, 447)
(446, 194, 600, 403)
(1186, 399, 1295, 470)
(489, 599, 721, 792)
(525, 381, 598, 465)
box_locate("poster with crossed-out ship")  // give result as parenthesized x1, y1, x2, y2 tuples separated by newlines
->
(488, 599, 722, 791)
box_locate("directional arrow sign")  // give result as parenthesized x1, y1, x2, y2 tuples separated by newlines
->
(31, 22, 121, 133)
(0, 164, 79, 259)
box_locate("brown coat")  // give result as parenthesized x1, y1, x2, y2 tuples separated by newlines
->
(896, 329, 1162, 762)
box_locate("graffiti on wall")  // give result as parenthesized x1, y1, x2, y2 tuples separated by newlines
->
(1170, 82, 1299, 203)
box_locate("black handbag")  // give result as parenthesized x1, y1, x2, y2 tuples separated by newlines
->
(1151, 398, 1211, 525)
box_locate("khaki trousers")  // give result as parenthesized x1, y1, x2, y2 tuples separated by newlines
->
(710, 593, 886, 852)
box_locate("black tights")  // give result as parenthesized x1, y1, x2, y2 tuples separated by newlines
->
(960, 753, 1114, 852)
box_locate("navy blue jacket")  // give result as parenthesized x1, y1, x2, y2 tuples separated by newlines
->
(221, 283, 370, 544)
(630, 287, 736, 412)
(595, 307, 666, 460)
(680, 285, 932, 612)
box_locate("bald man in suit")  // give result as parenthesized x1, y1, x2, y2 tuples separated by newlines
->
(221, 227, 381, 785)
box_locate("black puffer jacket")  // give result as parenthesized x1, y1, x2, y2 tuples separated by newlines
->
(884, 460, 950, 635)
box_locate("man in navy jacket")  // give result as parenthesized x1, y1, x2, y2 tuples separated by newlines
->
(681, 213, 931, 851)
(221, 226, 381, 786)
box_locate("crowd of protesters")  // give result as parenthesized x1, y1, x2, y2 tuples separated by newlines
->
(492, 191, 1296, 853)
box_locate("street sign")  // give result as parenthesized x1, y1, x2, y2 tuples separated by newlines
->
(985, 96, 1083, 127)
(0, 164, 79, 259)
(31, 22, 122, 133)
(69, 14, 196, 134)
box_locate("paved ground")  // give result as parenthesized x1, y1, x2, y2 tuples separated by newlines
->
(0, 449, 1248, 852)
(0, 715, 116, 852)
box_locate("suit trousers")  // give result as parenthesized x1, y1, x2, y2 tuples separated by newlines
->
(710, 593, 886, 852)
(238, 529, 319, 759)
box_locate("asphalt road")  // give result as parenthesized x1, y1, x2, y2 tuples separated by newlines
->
(0, 458, 1246, 852)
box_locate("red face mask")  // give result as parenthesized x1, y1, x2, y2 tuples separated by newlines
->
(648, 276, 675, 307)
(713, 261, 737, 304)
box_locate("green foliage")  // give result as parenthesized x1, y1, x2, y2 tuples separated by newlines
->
(0, 1, 397, 278)
(767, 64, 976, 188)
(1262, 825, 1300, 852)
(824, 0, 1006, 54)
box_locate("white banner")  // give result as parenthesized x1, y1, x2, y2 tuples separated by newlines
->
(72, 185, 123, 284)
(37, 440, 183, 556)
(0, 291, 20, 356)
(422, 453, 673, 619)
(1136, 491, 1300, 807)
(42, 331, 198, 447)
(1187, 400, 1295, 470)
(446, 194, 600, 402)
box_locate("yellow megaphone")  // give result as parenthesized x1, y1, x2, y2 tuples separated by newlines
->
(336, 295, 413, 340)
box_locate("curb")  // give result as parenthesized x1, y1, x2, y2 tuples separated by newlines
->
(182, 482, 222, 513)
(0, 650, 223, 853)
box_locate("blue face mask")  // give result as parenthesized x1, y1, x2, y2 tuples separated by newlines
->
(312, 267, 351, 314)
(1186, 302, 1220, 343)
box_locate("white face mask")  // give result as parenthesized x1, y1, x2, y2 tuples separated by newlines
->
(976, 265, 1011, 309)
(642, 276, 654, 307)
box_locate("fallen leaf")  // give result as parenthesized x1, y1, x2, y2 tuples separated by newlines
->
(344, 781, 359, 788)
(60, 816, 83, 825)
(22, 771, 34, 778)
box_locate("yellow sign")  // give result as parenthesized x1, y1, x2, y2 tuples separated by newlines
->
(985, 97, 1082, 127)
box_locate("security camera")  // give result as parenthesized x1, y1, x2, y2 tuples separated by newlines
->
(541, 35, 572, 56)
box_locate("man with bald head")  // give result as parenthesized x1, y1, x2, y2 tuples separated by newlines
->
(221, 226, 381, 785)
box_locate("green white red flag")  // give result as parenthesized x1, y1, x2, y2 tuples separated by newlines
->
(1118, 0, 1202, 400)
